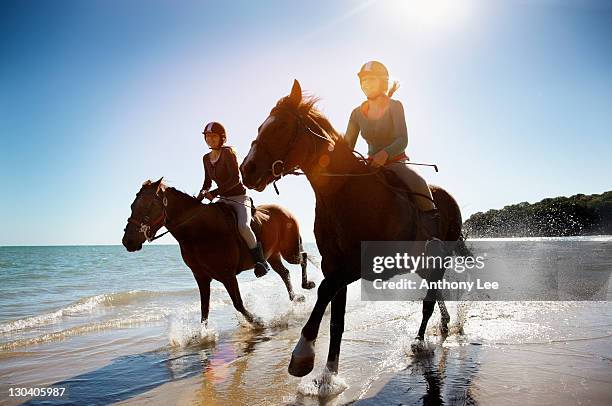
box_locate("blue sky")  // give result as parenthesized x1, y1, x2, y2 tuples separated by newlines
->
(1, 0, 611, 245)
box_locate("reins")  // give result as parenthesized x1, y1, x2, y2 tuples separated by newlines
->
(261, 108, 439, 205)
(130, 190, 267, 243)
(216, 196, 269, 214)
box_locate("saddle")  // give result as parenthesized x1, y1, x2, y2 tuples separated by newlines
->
(380, 168, 417, 203)
(379, 167, 432, 239)
(212, 197, 262, 239)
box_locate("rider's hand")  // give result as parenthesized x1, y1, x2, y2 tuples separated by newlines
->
(197, 189, 209, 202)
(204, 192, 214, 201)
(370, 150, 389, 168)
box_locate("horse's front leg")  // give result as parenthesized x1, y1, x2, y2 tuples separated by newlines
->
(222, 276, 262, 328)
(289, 276, 345, 377)
(195, 275, 211, 325)
(326, 286, 347, 374)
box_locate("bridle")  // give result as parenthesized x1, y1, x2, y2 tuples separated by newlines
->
(126, 190, 169, 242)
(248, 105, 439, 206)
(251, 106, 334, 181)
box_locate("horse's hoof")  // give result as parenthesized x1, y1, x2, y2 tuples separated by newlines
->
(254, 268, 268, 278)
(302, 281, 316, 290)
(288, 353, 315, 377)
(325, 360, 339, 374)
(289, 335, 316, 377)
(250, 317, 265, 329)
(411, 336, 425, 353)
(293, 294, 306, 302)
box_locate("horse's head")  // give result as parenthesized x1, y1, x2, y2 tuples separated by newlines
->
(241, 79, 333, 192)
(122, 177, 167, 252)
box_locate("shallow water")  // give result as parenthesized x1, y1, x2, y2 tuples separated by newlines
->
(0, 240, 611, 405)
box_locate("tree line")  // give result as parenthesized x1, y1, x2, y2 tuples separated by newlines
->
(463, 191, 612, 237)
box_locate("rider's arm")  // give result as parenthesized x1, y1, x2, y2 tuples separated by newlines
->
(199, 155, 212, 198)
(344, 108, 360, 151)
(209, 148, 241, 197)
(384, 100, 408, 157)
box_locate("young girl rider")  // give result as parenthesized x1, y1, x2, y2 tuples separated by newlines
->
(344, 61, 441, 242)
(196, 121, 272, 277)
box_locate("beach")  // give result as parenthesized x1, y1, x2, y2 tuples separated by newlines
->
(1, 241, 611, 405)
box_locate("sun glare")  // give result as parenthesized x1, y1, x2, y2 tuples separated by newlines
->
(386, 0, 470, 30)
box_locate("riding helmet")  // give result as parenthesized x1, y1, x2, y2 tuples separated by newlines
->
(202, 121, 226, 145)
(357, 60, 389, 80)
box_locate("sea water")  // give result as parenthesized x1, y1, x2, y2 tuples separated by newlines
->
(0, 239, 610, 405)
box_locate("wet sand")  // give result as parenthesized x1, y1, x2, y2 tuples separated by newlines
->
(114, 301, 611, 406)
(3, 301, 610, 405)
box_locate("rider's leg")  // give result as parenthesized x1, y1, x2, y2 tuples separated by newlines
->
(238, 226, 257, 249)
(386, 163, 441, 243)
(226, 195, 271, 278)
(386, 162, 435, 211)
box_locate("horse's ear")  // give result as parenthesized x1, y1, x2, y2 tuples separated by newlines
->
(154, 177, 165, 194)
(289, 79, 302, 106)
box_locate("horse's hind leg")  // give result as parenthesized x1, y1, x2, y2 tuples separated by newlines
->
(282, 234, 315, 290)
(417, 288, 438, 340)
(438, 300, 450, 336)
(300, 252, 315, 289)
(268, 253, 303, 302)
(222, 276, 262, 328)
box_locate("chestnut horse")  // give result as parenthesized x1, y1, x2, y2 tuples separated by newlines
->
(240, 80, 465, 377)
(122, 178, 316, 326)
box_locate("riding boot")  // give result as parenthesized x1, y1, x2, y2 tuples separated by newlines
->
(422, 209, 446, 259)
(250, 241, 272, 278)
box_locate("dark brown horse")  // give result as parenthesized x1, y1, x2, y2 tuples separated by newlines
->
(240, 80, 465, 377)
(121, 178, 316, 326)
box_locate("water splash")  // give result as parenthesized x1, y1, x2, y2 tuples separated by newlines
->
(168, 311, 218, 347)
(297, 367, 349, 398)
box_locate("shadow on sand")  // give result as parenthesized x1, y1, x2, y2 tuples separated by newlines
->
(21, 329, 268, 406)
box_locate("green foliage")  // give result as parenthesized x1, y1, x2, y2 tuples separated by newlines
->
(463, 191, 612, 237)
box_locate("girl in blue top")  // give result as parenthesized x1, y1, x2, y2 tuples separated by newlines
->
(345, 60, 439, 238)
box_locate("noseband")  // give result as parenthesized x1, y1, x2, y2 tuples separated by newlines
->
(127, 191, 168, 242)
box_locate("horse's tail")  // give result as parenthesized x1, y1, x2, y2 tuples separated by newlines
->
(452, 231, 474, 257)
(303, 252, 320, 270)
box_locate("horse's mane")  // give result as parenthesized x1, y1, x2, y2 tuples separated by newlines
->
(164, 184, 202, 204)
(276, 93, 371, 170)
(276, 94, 343, 144)
(142, 179, 201, 205)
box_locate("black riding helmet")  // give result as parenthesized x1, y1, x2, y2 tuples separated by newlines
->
(202, 121, 226, 147)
